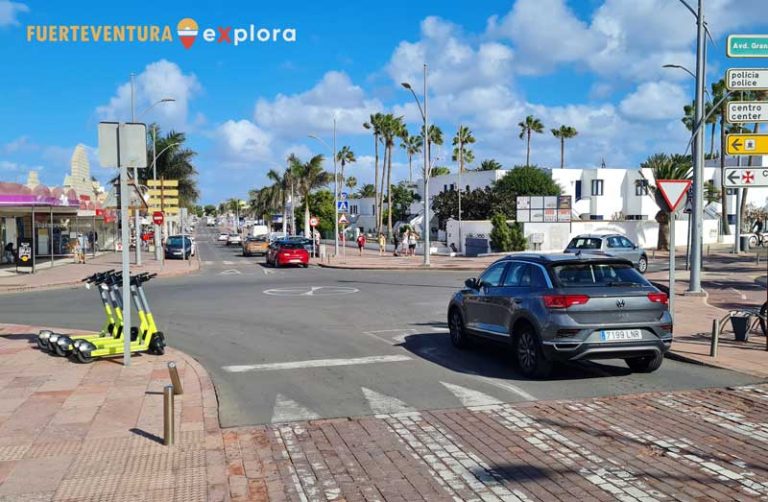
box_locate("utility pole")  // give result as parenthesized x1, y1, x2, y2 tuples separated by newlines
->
(423, 64, 431, 266)
(688, 0, 705, 294)
(333, 117, 339, 254)
(130, 73, 142, 266)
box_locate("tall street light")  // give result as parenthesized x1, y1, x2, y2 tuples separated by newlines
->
(402, 63, 430, 267)
(309, 118, 339, 255)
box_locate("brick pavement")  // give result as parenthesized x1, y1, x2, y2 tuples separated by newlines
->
(4, 323, 768, 501)
(0, 252, 200, 294)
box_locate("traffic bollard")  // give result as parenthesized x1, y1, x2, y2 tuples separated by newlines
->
(710, 319, 719, 358)
(168, 361, 183, 395)
(163, 385, 174, 446)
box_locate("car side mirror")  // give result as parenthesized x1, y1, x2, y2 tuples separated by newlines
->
(465, 278, 478, 290)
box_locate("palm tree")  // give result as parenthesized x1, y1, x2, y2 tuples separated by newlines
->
(683, 100, 716, 157)
(345, 176, 357, 191)
(476, 159, 503, 171)
(336, 146, 356, 189)
(265, 162, 297, 234)
(378, 114, 406, 236)
(452, 125, 476, 250)
(518, 115, 544, 166)
(400, 132, 423, 185)
(363, 113, 384, 238)
(550, 125, 578, 169)
(704, 180, 721, 205)
(421, 125, 444, 179)
(141, 127, 200, 206)
(641, 153, 692, 251)
(357, 183, 375, 198)
(290, 154, 331, 237)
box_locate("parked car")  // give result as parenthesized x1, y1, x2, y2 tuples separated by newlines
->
(217, 232, 229, 243)
(226, 233, 242, 246)
(165, 235, 193, 260)
(284, 235, 314, 254)
(447, 254, 672, 378)
(267, 232, 287, 242)
(266, 240, 310, 268)
(242, 235, 269, 256)
(564, 234, 649, 273)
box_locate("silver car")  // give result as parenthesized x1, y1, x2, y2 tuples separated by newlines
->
(447, 254, 672, 378)
(564, 233, 649, 273)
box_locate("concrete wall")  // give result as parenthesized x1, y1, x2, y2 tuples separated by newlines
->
(446, 218, 726, 253)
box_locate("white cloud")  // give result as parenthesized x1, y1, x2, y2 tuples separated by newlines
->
(254, 71, 383, 137)
(95, 60, 201, 130)
(0, 1, 28, 27)
(214, 120, 273, 165)
(2, 136, 36, 153)
(619, 81, 689, 120)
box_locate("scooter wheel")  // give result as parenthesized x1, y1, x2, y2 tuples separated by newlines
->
(149, 332, 166, 355)
(52, 342, 69, 357)
(75, 350, 94, 364)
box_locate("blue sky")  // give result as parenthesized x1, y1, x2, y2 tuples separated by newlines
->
(0, 0, 767, 204)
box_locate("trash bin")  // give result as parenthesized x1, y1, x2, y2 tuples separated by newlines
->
(740, 235, 751, 251)
(730, 314, 751, 342)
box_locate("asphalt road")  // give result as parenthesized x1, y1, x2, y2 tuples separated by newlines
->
(1, 226, 762, 427)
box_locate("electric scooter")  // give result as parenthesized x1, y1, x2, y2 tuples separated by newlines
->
(74, 273, 165, 363)
(49, 271, 132, 357)
(37, 270, 120, 353)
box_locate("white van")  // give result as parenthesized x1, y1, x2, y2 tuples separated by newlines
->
(250, 225, 270, 237)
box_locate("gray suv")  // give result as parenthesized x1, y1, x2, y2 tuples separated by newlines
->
(447, 254, 672, 378)
(564, 234, 649, 273)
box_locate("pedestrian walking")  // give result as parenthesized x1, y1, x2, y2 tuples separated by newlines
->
(378, 233, 386, 256)
(356, 233, 366, 256)
(408, 232, 418, 256)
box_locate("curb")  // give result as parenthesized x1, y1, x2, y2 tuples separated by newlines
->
(316, 263, 487, 271)
(0, 259, 201, 295)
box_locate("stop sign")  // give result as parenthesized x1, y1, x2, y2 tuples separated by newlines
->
(152, 211, 164, 225)
(309, 216, 318, 227)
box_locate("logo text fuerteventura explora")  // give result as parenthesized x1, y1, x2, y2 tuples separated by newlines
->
(26, 18, 296, 48)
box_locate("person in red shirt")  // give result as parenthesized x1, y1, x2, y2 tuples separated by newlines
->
(356, 233, 366, 256)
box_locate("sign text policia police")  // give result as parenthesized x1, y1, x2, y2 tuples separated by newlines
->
(25, 18, 296, 48)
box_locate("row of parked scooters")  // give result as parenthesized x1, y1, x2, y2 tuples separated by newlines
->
(36, 270, 166, 363)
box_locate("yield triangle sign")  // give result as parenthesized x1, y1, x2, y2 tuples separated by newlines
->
(338, 214, 349, 225)
(656, 179, 692, 213)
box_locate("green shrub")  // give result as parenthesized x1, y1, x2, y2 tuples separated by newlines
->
(490, 213, 512, 252)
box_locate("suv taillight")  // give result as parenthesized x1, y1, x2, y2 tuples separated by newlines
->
(543, 295, 589, 309)
(647, 292, 668, 305)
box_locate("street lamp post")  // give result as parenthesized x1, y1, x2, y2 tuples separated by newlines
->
(309, 119, 339, 255)
(402, 63, 431, 267)
(689, 0, 706, 294)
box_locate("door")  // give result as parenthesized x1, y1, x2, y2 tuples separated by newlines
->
(483, 261, 528, 336)
(619, 236, 641, 265)
(605, 236, 632, 261)
(464, 261, 508, 333)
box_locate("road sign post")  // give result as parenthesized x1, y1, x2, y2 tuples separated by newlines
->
(657, 179, 693, 322)
(309, 217, 318, 258)
(98, 121, 147, 367)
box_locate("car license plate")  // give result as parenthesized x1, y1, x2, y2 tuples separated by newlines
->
(600, 329, 642, 341)
(289, 259, 301, 263)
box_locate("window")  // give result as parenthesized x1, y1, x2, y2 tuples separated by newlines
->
(444, 184, 448, 192)
(502, 263, 547, 288)
(635, 180, 649, 196)
(589, 215, 604, 221)
(350, 204, 358, 215)
(619, 237, 635, 248)
(478, 262, 507, 288)
(567, 237, 602, 250)
(591, 179, 604, 196)
(372, 205, 375, 215)
(575, 180, 582, 200)
(606, 236, 623, 248)
(553, 262, 649, 288)
(465, 185, 470, 192)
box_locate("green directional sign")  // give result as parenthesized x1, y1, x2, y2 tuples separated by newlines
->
(727, 34, 768, 58)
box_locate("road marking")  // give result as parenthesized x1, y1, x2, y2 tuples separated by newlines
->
(271, 394, 321, 423)
(441, 381, 503, 407)
(222, 354, 412, 373)
(220, 269, 241, 275)
(362, 328, 416, 345)
(223, 260, 235, 265)
(361, 387, 416, 416)
(203, 260, 214, 265)
(263, 286, 359, 297)
(477, 377, 537, 401)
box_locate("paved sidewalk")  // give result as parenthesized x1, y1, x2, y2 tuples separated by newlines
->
(0, 252, 199, 294)
(314, 246, 499, 271)
(0, 323, 225, 501)
(4, 323, 768, 501)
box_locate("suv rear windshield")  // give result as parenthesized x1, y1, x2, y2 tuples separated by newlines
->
(567, 237, 602, 249)
(167, 237, 190, 247)
(552, 262, 648, 288)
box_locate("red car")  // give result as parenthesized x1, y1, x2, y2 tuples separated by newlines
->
(266, 240, 309, 268)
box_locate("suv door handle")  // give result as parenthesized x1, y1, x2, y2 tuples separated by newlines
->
(513, 298, 523, 304)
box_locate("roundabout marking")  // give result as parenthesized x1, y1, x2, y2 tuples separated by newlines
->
(262, 286, 359, 297)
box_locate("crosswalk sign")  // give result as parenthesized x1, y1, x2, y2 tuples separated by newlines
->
(337, 201, 349, 212)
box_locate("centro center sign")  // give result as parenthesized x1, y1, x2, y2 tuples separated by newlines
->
(727, 102, 768, 123)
